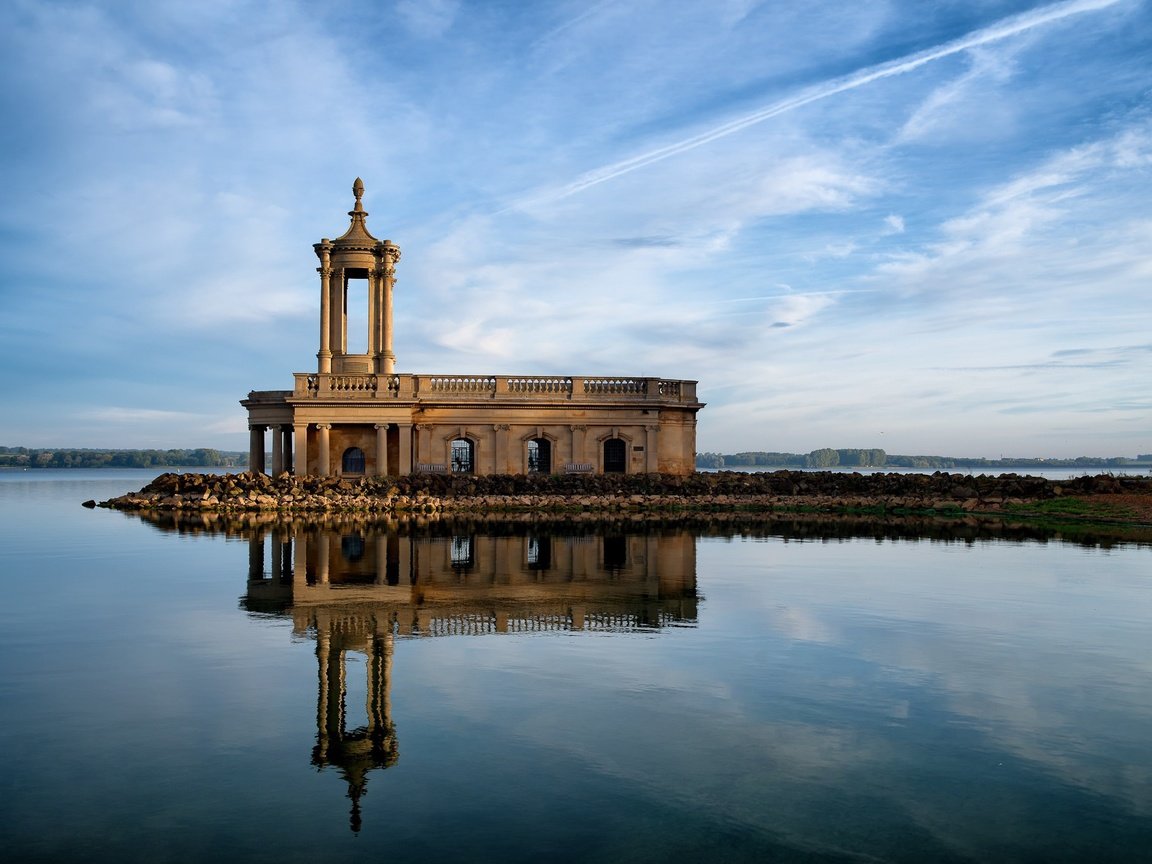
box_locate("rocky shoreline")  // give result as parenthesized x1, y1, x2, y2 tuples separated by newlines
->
(92, 469, 1152, 519)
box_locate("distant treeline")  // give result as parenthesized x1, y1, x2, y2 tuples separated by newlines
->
(0, 447, 248, 469)
(696, 448, 1152, 470)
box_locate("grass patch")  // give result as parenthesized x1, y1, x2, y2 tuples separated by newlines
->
(1004, 497, 1139, 522)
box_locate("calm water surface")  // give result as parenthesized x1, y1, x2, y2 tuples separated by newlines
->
(1, 470, 1150, 863)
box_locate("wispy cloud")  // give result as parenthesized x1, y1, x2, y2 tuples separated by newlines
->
(516, 0, 1124, 206)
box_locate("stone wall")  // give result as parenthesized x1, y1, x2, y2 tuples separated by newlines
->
(94, 469, 1152, 517)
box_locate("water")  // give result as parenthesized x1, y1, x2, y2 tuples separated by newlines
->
(1, 470, 1150, 863)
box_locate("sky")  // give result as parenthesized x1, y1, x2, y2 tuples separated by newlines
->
(0, 0, 1149, 459)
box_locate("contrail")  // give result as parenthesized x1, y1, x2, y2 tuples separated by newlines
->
(524, 0, 1123, 206)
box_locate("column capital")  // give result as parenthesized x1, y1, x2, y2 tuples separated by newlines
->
(374, 423, 390, 430)
(315, 423, 332, 431)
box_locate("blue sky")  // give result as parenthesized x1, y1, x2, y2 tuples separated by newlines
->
(1, 0, 1149, 458)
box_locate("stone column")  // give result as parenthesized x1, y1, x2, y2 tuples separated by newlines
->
(317, 424, 331, 476)
(249, 425, 266, 474)
(282, 426, 294, 475)
(318, 256, 332, 373)
(367, 270, 378, 358)
(294, 424, 308, 476)
(397, 423, 412, 475)
(374, 424, 389, 476)
(380, 242, 400, 375)
(271, 427, 284, 475)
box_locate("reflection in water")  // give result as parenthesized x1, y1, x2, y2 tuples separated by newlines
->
(238, 522, 698, 832)
(98, 509, 1149, 858)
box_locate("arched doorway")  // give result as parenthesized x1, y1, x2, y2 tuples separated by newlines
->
(603, 437, 627, 473)
(527, 438, 551, 474)
(450, 438, 474, 474)
(342, 447, 366, 474)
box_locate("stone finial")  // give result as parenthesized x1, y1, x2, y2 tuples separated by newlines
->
(335, 177, 378, 243)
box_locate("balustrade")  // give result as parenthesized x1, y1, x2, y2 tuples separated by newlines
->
(291, 373, 694, 402)
(508, 377, 573, 394)
(427, 376, 496, 394)
(331, 375, 377, 393)
(584, 378, 646, 395)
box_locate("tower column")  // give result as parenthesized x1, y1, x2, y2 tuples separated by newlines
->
(380, 243, 400, 375)
(317, 243, 332, 373)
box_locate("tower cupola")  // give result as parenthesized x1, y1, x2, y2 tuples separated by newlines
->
(313, 179, 401, 375)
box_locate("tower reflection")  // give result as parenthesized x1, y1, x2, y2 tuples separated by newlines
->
(238, 521, 699, 831)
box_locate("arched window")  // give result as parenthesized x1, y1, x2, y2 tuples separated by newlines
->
(342, 447, 366, 474)
(527, 438, 551, 474)
(451, 438, 474, 474)
(604, 438, 627, 473)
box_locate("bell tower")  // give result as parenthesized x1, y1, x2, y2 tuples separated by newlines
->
(313, 178, 402, 375)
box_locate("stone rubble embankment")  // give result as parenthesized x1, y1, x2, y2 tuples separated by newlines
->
(93, 470, 1152, 517)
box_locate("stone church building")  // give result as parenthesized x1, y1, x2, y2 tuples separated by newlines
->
(241, 180, 704, 478)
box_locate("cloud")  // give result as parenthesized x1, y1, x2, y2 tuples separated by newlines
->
(514, 0, 1125, 206)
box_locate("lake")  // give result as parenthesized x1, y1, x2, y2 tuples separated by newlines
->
(1, 470, 1150, 863)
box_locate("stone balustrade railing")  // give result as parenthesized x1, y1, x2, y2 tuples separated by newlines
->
(294, 373, 698, 403)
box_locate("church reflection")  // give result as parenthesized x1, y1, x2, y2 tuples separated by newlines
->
(239, 523, 699, 832)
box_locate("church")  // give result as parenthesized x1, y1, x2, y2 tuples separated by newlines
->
(241, 179, 704, 477)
